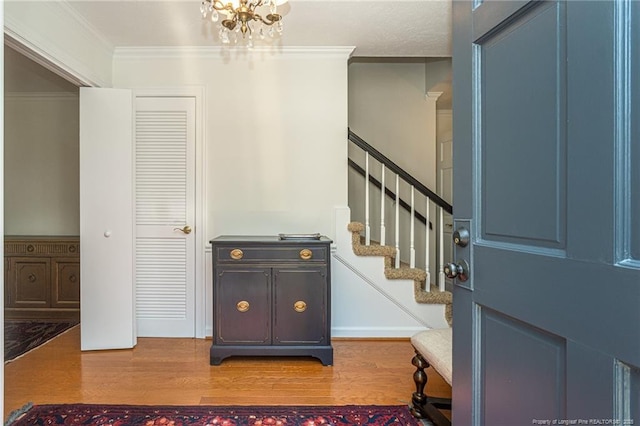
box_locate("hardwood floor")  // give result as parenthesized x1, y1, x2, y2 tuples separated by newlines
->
(4, 326, 451, 418)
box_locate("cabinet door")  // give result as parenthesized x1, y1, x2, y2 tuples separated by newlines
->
(51, 259, 80, 308)
(7, 257, 50, 308)
(215, 268, 271, 344)
(273, 267, 327, 345)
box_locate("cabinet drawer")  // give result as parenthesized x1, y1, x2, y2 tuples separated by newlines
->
(215, 246, 327, 263)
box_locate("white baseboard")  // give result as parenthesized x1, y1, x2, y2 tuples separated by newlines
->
(331, 326, 426, 339)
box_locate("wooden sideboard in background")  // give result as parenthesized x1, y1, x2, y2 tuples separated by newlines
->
(4, 236, 80, 321)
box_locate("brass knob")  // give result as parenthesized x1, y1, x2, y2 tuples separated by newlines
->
(28, 274, 37, 283)
(294, 301, 307, 313)
(299, 249, 312, 260)
(69, 274, 77, 283)
(236, 300, 250, 312)
(230, 249, 244, 260)
(173, 225, 192, 234)
(27, 245, 35, 253)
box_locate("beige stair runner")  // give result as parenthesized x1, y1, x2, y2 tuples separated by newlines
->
(347, 222, 452, 326)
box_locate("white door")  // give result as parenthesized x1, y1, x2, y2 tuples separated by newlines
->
(134, 96, 196, 337)
(80, 87, 136, 350)
(436, 133, 453, 264)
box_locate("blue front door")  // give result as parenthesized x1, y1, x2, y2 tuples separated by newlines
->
(453, 1, 640, 424)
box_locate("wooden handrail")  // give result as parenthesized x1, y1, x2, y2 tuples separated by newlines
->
(348, 129, 453, 215)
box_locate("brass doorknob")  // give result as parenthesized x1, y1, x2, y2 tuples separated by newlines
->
(173, 225, 192, 234)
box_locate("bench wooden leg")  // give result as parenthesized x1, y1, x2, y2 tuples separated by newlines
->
(410, 351, 429, 415)
(409, 350, 452, 426)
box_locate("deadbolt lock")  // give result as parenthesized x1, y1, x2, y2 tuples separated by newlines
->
(453, 227, 470, 247)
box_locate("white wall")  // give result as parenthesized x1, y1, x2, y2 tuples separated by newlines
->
(347, 60, 445, 273)
(348, 59, 436, 189)
(113, 47, 351, 242)
(4, 93, 80, 235)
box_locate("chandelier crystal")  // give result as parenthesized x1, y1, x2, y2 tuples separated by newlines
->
(200, 0, 287, 46)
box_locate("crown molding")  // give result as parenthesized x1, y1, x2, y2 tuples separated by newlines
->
(113, 45, 356, 60)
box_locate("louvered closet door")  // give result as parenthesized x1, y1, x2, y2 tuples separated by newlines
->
(135, 97, 196, 337)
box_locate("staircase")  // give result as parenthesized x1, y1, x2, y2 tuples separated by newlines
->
(346, 221, 452, 326)
(339, 130, 453, 329)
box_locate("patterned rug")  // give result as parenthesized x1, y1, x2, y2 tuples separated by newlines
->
(4, 320, 79, 362)
(6, 404, 421, 425)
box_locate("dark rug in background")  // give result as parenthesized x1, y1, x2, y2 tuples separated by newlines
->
(4, 320, 78, 362)
(6, 404, 421, 425)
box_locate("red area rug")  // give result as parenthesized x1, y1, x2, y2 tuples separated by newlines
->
(7, 404, 421, 425)
(4, 320, 79, 362)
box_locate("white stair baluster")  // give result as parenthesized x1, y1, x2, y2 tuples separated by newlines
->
(365, 152, 370, 245)
(438, 206, 445, 291)
(425, 196, 431, 291)
(395, 174, 400, 268)
(380, 164, 386, 246)
(410, 186, 416, 268)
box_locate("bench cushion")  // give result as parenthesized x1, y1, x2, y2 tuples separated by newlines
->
(411, 328, 452, 385)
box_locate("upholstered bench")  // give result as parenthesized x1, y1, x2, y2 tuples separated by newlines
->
(409, 327, 452, 426)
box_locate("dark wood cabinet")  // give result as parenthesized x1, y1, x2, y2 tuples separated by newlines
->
(210, 236, 333, 366)
(5, 237, 80, 320)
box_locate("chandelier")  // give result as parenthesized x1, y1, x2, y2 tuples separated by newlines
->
(200, 0, 287, 46)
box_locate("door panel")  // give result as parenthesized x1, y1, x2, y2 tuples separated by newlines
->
(566, 342, 615, 420)
(481, 1, 566, 248)
(215, 268, 271, 344)
(273, 268, 327, 345)
(134, 96, 196, 337)
(453, 1, 640, 425)
(51, 259, 80, 308)
(481, 309, 565, 425)
(8, 258, 49, 307)
(79, 87, 135, 350)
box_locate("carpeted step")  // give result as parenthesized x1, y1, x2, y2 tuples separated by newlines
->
(348, 221, 452, 326)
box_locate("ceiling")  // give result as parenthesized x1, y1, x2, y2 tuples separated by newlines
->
(64, 0, 453, 57)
